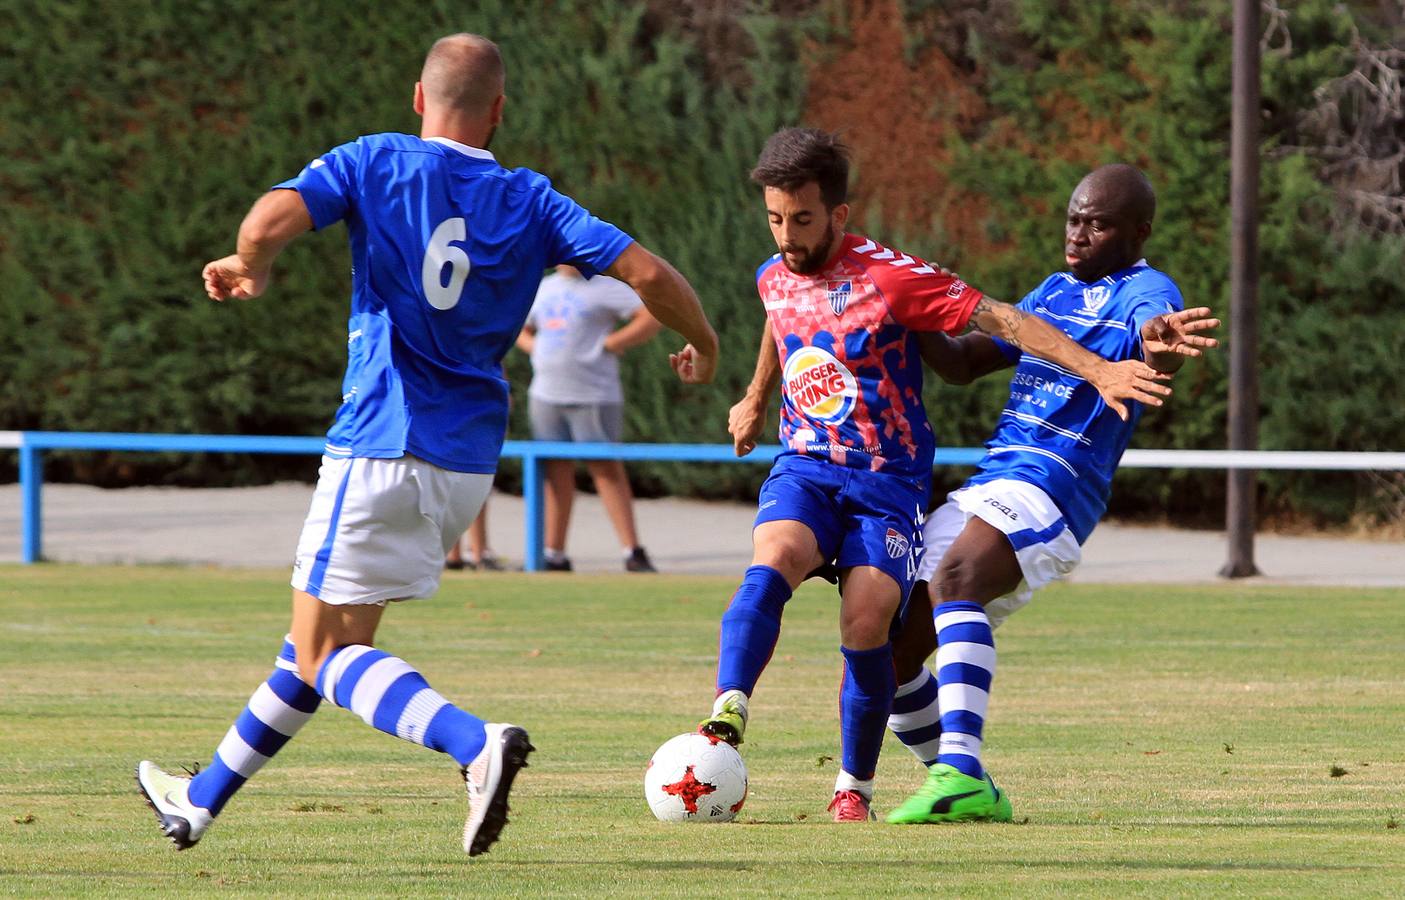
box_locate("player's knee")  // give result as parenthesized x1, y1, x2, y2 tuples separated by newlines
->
(292, 642, 332, 689)
(839, 606, 891, 650)
(752, 542, 814, 584)
(294, 656, 321, 689)
(935, 549, 989, 600)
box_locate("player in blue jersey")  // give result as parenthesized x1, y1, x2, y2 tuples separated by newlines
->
(883, 164, 1219, 823)
(136, 34, 719, 856)
(701, 131, 1180, 822)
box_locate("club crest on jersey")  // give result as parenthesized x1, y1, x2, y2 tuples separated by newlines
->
(826, 280, 852, 316)
(885, 528, 910, 559)
(1081, 285, 1111, 314)
(783, 346, 858, 426)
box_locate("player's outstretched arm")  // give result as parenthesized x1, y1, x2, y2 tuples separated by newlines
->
(916, 332, 1013, 386)
(202, 190, 314, 302)
(606, 243, 719, 384)
(968, 296, 1171, 421)
(1141, 307, 1220, 374)
(728, 320, 780, 456)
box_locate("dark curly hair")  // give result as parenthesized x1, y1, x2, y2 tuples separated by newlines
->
(749, 128, 850, 209)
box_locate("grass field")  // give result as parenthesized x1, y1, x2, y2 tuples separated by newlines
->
(2, 566, 1402, 897)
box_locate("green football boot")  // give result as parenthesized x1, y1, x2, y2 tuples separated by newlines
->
(885, 763, 1014, 824)
(697, 689, 748, 747)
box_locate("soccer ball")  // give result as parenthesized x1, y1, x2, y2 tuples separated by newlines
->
(644, 732, 748, 823)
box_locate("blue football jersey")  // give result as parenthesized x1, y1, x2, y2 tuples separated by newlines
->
(965, 261, 1183, 542)
(274, 133, 634, 472)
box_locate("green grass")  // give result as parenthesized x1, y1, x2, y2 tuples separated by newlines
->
(2, 566, 1402, 897)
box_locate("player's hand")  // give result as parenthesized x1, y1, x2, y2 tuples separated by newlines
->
(202, 255, 269, 301)
(669, 344, 716, 385)
(1091, 359, 1173, 421)
(1141, 307, 1221, 359)
(728, 395, 767, 456)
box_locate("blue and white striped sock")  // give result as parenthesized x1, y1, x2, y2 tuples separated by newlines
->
(187, 636, 321, 816)
(934, 601, 995, 780)
(315, 645, 487, 767)
(887, 666, 942, 766)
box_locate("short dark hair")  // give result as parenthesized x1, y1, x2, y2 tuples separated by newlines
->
(750, 128, 850, 208)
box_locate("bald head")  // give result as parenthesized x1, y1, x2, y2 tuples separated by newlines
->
(420, 33, 504, 116)
(1074, 164, 1156, 227)
(1064, 164, 1157, 281)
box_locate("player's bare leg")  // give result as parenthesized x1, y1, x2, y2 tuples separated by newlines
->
(289, 589, 385, 684)
(586, 459, 653, 571)
(702, 520, 824, 745)
(888, 518, 1018, 824)
(465, 507, 502, 569)
(543, 459, 576, 569)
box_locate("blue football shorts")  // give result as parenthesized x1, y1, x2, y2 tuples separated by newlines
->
(754, 453, 928, 599)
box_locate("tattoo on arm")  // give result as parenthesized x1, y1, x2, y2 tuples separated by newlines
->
(968, 296, 1029, 351)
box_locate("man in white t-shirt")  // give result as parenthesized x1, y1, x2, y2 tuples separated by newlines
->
(516, 265, 663, 572)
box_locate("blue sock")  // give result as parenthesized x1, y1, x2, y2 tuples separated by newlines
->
(933, 601, 995, 779)
(316, 645, 486, 766)
(887, 666, 942, 766)
(187, 636, 321, 815)
(839, 643, 896, 781)
(715, 565, 792, 694)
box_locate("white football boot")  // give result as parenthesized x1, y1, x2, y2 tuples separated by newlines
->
(461, 723, 534, 856)
(136, 761, 214, 849)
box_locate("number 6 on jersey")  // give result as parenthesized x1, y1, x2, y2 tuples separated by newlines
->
(422, 216, 471, 309)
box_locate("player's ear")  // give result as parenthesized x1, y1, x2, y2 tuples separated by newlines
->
(413, 82, 425, 116)
(831, 202, 850, 232)
(489, 94, 505, 127)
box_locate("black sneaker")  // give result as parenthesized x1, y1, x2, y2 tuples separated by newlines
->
(475, 555, 506, 572)
(624, 547, 657, 573)
(542, 556, 572, 572)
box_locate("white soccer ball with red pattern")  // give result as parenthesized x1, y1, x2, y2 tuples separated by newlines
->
(644, 732, 748, 823)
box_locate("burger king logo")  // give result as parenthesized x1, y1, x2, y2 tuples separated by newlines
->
(784, 346, 857, 426)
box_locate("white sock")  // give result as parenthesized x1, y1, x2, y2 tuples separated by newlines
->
(834, 770, 875, 801)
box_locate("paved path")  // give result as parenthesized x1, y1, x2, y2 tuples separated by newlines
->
(1, 484, 1400, 586)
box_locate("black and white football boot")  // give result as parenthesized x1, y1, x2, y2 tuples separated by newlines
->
(135, 760, 214, 850)
(461, 723, 534, 857)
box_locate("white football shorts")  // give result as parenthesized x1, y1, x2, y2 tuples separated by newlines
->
(915, 478, 1082, 629)
(291, 454, 493, 606)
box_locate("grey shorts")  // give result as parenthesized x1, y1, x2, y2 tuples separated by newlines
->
(528, 397, 624, 443)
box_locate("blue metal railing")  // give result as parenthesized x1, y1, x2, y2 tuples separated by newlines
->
(1, 431, 988, 570)
(11, 432, 1398, 570)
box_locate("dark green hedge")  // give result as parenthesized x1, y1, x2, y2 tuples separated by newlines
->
(2, 0, 1401, 525)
